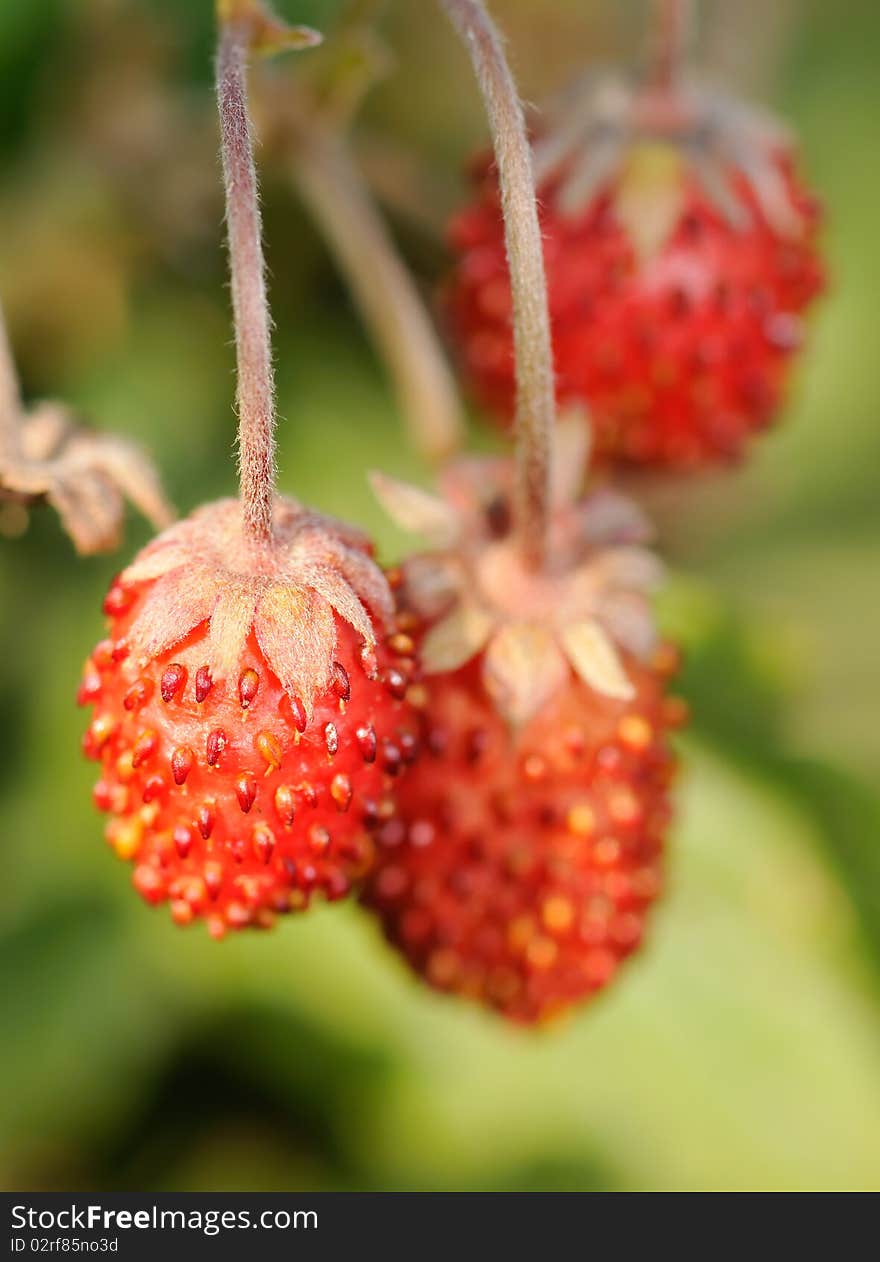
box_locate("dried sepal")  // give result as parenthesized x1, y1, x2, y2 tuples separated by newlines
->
(483, 624, 569, 725)
(559, 620, 634, 701)
(120, 496, 392, 716)
(254, 584, 335, 704)
(0, 401, 174, 556)
(369, 471, 459, 547)
(375, 414, 663, 725)
(420, 601, 493, 674)
(615, 145, 688, 263)
(532, 70, 810, 249)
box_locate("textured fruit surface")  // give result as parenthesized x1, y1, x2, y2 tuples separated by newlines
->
(447, 153, 824, 466)
(363, 644, 683, 1024)
(79, 499, 421, 937)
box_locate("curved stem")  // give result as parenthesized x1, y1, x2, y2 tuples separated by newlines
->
(217, 19, 276, 545)
(649, 0, 694, 92)
(439, 0, 554, 570)
(294, 129, 464, 463)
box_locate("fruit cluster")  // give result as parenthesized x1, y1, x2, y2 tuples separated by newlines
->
(73, 2, 824, 1027)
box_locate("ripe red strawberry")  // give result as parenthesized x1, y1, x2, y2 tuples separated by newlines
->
(80, 497, 421, 937)
(364, 643, 683, 1024)
(446, 79, 824, 467)
(366, 416, 684, 1022)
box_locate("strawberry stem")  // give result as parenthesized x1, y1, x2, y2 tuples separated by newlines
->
(217, 17, 277, 546)
(439, 0, 554, 571)
(0, 298, 22, 461)
(650, 0, 694, 92)
(294, 128, 465, 464)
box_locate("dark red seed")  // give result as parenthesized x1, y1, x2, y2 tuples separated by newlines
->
(173, 825, 193, 858)
(274, 785, 296, 826)
(324, 870, 350, 902)
(238, 668, 260, 708)
(206, 729, 228, 767)
(235, 775, 257, 814)
(382, 741, 402, 776)
(252, 825, 274, 864)
(356, 724, 377, 764)
(92, 781, 114, 812)
(296, 863, 319, 891)
(298, 782, 318, 809)
(76, 672, 102, 706)
(465, 727, 488, 764)
(385, 669, 407, 699)
(308, 824, 331, 854)
(203, 862, 223, 898)
(330, 773, 353, 812)
(142, 774, 166, 803)
(102, 583, 132, 617)
(161, 664, 187, 703)
(197, 803, 215, 840)
(331, 661, 351, 702)
(288, 696, 308, 733)
(124, 678, 154, 711)
(171, 746, 194, 785)
(195, 666, 213, 703)
(131, 730, 158, 769)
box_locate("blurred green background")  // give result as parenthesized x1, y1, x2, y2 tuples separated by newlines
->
(1, 0, 879, 1192)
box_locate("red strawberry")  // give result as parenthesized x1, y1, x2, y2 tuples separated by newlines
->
(364, 644, 683, 1024)
(446, 78, 824, 467)
(80, 497, 421, 937)
(366, 416, 684, 1021)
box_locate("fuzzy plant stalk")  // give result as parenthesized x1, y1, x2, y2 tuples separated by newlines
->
(439, 0, 556, 570)
(79, 2, 424, 937)
(217, 15, 278, 545)
(293, 128, 465, 463)
(649, 0, 694, 92)
(0, 300, 22, 461)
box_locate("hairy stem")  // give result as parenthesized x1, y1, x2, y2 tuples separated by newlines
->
(0, 299, 22, 461)
(650, 0, 694, 91)
(439, 0, 554, 570)
(294, 130, 464, 463)
(217, 20, 276, 545)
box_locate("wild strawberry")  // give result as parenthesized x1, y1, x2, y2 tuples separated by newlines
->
(446, 77, 824, 467)
(364, 644, 682, 1024)
(364, 416, 685, 1022)
(80, 497, 421, 937)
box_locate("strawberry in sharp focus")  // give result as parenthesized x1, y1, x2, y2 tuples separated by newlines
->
(446, 76, 824, 468)
(363, 416, 686, 1023)
(80, 496, 421, 937)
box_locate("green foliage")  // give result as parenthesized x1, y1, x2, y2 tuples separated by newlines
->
(0, 0, 878, 1192)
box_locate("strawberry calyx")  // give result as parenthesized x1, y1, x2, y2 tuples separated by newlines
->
(372, 415, 663, 727)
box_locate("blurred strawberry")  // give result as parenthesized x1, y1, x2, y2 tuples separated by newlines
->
(364, 417, 684, 1022)
(447, 77, 824, 467)
(364, 642, 682, 1024)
